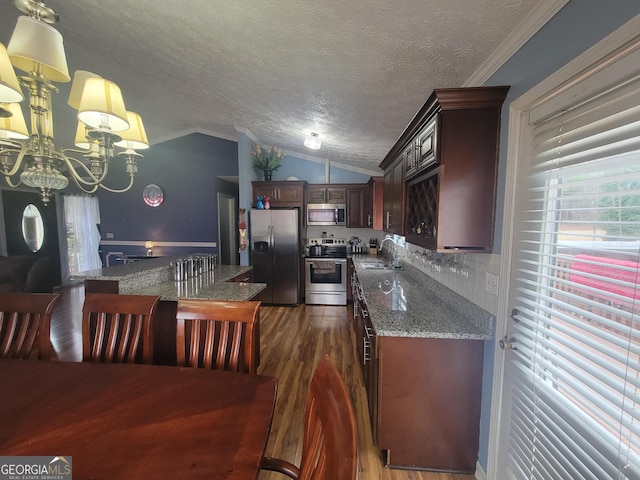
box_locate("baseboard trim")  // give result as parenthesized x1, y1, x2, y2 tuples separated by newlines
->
(475, 461, 487, 480)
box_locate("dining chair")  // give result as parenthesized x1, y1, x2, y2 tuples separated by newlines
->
(175, 298, 261, 374)
(82, 292, 160, 364)
(0, 292, 60, 360)
(261, 355, 358, 480)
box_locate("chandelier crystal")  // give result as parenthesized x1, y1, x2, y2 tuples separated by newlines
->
(0, 0, 148, 204)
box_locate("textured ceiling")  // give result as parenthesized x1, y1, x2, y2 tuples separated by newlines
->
(0, 0, 541, 174)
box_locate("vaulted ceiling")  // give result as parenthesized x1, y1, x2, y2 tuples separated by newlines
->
(0, 0, 545, 174)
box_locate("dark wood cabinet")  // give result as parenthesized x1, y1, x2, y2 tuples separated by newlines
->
(380, 86, 509, 251)
(377, 336, 484, 472)
(352, 263, 485, 472)
(305, 185, 346, 204)
(382, 155, 405, 235)
(351, 270, 378, 438)
(306, 182, 379, 229)
(406, 116, 438, 180)
(368, 176, 384, 230)
(346, 185, 367, 228)
(252, 180, 307, 208)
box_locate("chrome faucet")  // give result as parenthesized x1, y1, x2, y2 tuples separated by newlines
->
(380, 235, 401, 268)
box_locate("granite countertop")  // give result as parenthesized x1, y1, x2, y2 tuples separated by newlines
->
(71, 255, 181, 280)
(72, 256, 266, 302)
(352, 256, 494, 340)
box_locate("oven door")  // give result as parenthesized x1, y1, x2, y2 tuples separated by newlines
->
(305, 258, 347, 305)
(305, 258, 347, 293)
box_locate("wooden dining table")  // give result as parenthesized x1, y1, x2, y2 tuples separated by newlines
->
(0, 359, 277, 479)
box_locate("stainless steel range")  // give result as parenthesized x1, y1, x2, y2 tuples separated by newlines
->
(305, 237, 348, 305)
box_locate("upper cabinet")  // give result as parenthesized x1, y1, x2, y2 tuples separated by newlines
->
(382, 155, 405, 235)
(306, 185, 347, 204)
(254, 181, 380, 230)
(379, 86, 509, 252)
(368, 176, 384, 230)
(346, 185, 370, 228)
(252, 180, 307, 208)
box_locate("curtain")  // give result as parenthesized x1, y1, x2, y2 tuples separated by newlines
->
(63, 194, 102, 275)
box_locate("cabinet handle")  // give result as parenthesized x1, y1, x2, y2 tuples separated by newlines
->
(363, 339, 370, 364)
(364, 325, 373, 337)
(386, 211, 391, 230)
(367, 214, 372, 227)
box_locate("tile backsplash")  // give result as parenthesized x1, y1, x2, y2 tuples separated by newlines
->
(389, 241, 501, 315)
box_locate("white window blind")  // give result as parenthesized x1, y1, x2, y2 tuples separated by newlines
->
(506, 66, 640, 479)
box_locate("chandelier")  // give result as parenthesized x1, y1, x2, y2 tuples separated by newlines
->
(0, 0, 148, 204)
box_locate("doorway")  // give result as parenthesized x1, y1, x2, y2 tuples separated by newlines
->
(218, 193, 238, 265)
(1, 189, 62, 287)
(490, 25, 640, 479)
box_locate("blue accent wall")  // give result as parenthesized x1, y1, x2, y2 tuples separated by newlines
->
(268, 156, 375, 184)
(97, 133, 238, 262)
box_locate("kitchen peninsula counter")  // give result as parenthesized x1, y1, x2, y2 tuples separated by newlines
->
(351, 256, 494, 339)
(73, 255, 266, 301)
(73, 256, 265, 366)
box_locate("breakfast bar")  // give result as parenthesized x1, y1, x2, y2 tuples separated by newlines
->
(73, 256, 266, 365)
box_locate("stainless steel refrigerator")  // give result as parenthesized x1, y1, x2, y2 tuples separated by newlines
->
(249, 209, 300, 305)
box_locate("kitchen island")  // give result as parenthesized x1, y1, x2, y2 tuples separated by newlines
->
(73, 256, 266, 365)
(350, 256, 494, 473)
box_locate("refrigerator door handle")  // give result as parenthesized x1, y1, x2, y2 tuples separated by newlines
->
(269, 224, 274, 252)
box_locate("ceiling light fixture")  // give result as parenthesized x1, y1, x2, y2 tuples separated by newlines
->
(0, 0, 148, 204)
(304, 132, 321, 150)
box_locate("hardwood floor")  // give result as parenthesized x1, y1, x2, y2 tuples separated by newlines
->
(49, 285, 475, 480)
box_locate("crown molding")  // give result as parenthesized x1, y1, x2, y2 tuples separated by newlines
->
(464, 0, 569, 86)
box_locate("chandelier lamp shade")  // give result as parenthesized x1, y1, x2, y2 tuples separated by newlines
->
(304, 132, 321, 150)
(0, 0, 149, 204)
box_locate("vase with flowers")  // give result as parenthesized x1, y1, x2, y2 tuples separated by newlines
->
(250, 145, 284, 181)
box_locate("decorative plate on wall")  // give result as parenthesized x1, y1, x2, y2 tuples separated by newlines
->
(143, 184, 164, 207)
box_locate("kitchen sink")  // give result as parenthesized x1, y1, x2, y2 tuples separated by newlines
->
(360, 262, 388, 269)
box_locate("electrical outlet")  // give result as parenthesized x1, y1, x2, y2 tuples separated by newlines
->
(485, 272, 499, 296)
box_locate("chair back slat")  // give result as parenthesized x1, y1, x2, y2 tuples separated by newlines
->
(176, 299, 260, 374)
(82, 293, 160, 364)
(303, 356, 357, 480)
(0, 293, 60, 360)
(261, 355, 358, 480)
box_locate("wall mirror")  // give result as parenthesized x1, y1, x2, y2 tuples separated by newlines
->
(22, 203, 45, 252)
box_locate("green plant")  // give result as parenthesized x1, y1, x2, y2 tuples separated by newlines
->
(250, 145, 284, 173)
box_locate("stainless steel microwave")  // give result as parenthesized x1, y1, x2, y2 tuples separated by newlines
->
(306, 203, 347, 226)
